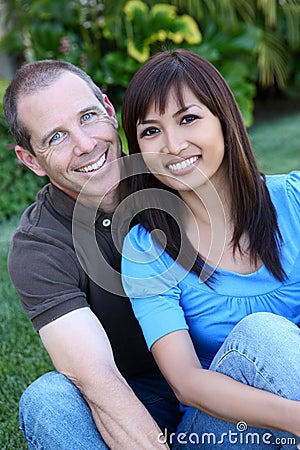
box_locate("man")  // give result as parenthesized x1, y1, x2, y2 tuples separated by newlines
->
(3, 60, 182, 449)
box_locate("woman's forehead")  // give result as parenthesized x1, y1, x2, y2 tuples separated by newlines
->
(141, 84, 202, 117)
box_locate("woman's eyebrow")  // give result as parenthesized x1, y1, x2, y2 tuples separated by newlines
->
(138, 104, 201, 125)
(173, 104, 200, 117)
(137, 118, 160, 125)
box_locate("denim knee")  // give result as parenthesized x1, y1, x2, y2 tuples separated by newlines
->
(227, 312, 299, 353)
(19, 371, 107, 450)
(211, 312, 300, 399)
(20, 372, 67, 430)
(234, 312, 296, 337)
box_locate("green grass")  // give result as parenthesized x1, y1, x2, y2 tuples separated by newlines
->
(0, 112, 299, 449)
(250, 112, 300, 173)
(0, 216, 53, 449)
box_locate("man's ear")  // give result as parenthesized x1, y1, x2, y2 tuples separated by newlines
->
(102, 94, 118, 129)
(15, 146, 47, 177)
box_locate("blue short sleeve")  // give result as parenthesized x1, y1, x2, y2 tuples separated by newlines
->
(122, 225, 188, 349)
(286, 171, 300, 215)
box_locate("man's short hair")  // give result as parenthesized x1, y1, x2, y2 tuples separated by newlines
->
(3, 60, 105, 155)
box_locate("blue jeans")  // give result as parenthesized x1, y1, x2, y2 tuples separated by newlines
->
(19, 313, 300, 449)
(19, 368, 182, 449)
(172, 313, 300, 449)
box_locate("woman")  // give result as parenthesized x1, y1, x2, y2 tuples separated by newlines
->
(120, 49, 300, 449)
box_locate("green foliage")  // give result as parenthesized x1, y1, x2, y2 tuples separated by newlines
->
(0, 1, 202, 101)
(0, 79, 46, 222)
(0, 135, 47, 222)
(0, 78, 10, 130)
(120, 1, 201, 63)
(0, 78, 9, 110)
(189, 22, 261, 126)
(0, 0, 260, 124)
(171, 0, 300, 92)
(98, 1, 202, 96)
(0, 0, 299, 142)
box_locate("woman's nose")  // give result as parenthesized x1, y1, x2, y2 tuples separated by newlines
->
(163, 129, 188, 155)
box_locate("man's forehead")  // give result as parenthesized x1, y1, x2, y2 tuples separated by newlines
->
(21, 71, 95, 99)
(18, 76, 104, 121)
(17, 81, 106, 149)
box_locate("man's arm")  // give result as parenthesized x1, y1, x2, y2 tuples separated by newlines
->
(40, 307, 168, 450)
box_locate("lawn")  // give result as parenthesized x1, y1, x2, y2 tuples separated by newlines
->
(0, 216, 53, 449)
(0, 111, 299, 449)
(249, 111, 300, 173)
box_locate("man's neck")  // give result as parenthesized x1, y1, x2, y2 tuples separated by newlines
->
(51, 182, 120, 214)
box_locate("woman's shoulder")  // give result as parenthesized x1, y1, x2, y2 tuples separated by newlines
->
(266, 171, 300, 234)
(266, 171, 300, 203)
(125, 223, 152, 250)
(266, 170, 300, 187)
(123, 223, 165, 266)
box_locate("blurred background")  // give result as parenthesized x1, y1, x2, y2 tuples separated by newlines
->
(0, 1, 299, 448)
(1, 0, 300, 222)
(1, 0, 300, 221)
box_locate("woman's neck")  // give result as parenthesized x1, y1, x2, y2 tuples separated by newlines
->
(179, 173, 234, 270)
(179, 176, 263, 274)
(180, 169, 231, 227)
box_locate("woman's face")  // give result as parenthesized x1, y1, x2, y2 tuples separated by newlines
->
(136, 86, 225, 193)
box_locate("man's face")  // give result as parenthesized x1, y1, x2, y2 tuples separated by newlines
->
(17, 72, 122, 210)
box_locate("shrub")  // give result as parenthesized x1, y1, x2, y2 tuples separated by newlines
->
(0, 0, 258, 124)
(0, 78, 47, 221)
(0, 133, 47, 222)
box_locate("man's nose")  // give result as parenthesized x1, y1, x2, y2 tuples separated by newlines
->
(72, 128, 97, 155)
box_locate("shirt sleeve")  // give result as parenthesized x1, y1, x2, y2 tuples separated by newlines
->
(8, 227, 88, 331)
(122, 224, 188, 350)
(286, 171, 300, 215)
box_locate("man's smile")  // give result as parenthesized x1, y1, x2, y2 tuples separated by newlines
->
(76, 152, 107, 173)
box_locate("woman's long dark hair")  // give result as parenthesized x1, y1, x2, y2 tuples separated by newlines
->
(122, 49, 286, 282)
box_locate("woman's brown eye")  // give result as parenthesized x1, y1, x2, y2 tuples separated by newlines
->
(141, 127, 159, 137)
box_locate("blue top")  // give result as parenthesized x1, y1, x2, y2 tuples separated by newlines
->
(122, 172, 300, 371)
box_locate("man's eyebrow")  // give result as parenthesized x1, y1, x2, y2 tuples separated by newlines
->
(39, 105, 107, 147)
(79, 104, 106, 115)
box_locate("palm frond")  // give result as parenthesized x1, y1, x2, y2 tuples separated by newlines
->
(281, 0, 300, 48)
(257, 0, 277, 27)
(257, 29, 289, 88)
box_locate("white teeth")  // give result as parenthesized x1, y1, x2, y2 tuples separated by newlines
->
(168, 156, 199, 172)
(77, 153, 106, 173)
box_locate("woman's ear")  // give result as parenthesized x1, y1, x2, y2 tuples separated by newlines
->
(102, 94, 118, 129)
(15, 146, 47, 177)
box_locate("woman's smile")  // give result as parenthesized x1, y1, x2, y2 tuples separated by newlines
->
(166, 154, 201, 174)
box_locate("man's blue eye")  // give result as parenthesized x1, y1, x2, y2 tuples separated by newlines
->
(50, 132, 63, 143)
(82, 112, 93, 122)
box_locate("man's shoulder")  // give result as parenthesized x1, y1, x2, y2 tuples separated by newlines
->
(15, 183, 73, 243)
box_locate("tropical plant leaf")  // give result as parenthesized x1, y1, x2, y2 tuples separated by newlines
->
(257, 29, 289, 88)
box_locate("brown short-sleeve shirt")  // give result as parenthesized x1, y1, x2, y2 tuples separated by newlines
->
(8, 183, 156, 378)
